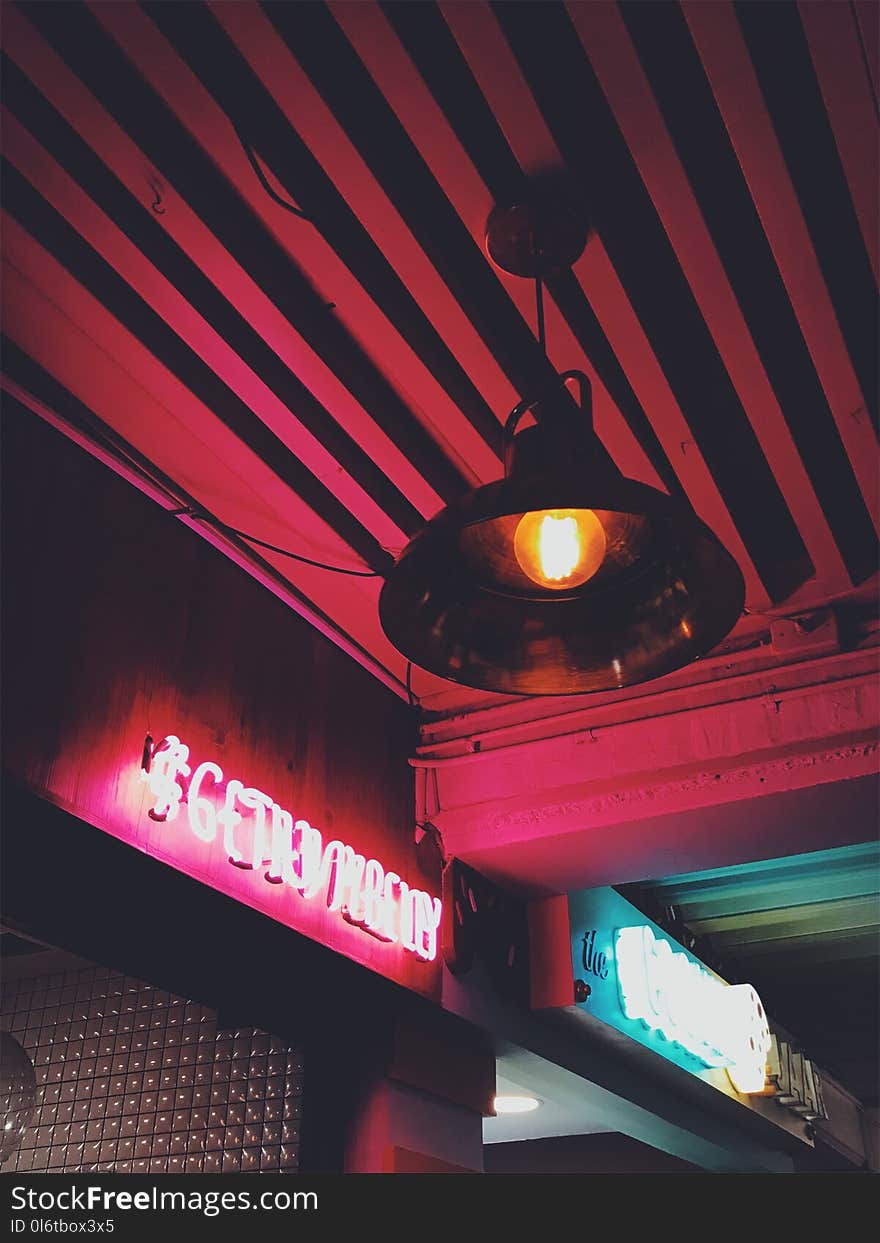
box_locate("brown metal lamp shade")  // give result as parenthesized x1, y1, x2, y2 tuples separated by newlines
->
(379, 387, 745, 696)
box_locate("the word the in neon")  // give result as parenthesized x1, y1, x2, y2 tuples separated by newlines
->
(615, 925, 771, 1095)
(141, 735, 441, 962)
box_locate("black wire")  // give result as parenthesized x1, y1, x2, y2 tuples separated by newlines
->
(850, 1, 879, 121)
(61, 387, 380, 577)
(232, 122, 312, 222)
(186, 126, 388, 575)
(188, 513, 382, 577)
(228, 113, 540, 693)
(535, 271, 546, 354)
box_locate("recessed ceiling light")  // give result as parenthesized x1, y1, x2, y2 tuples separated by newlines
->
(493, 1094, 541, 1114)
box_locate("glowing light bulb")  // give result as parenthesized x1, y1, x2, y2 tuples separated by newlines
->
(513, 508, 606, 589)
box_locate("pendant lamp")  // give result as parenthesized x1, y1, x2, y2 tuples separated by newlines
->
(379, 200, 745, 696)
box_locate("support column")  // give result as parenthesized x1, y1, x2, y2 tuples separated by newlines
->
(344, 998, 494, 1173)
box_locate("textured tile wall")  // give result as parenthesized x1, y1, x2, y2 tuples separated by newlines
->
(0, 965, 303, 1173)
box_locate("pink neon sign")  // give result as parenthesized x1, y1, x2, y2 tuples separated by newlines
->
(141, 735, 442, 962)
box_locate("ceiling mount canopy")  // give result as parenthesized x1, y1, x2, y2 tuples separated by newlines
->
(484, 193, 591, 280)
(379, 198, 745, 696)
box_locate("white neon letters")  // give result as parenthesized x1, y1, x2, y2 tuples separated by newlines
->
(143, 735, 190, 822)
(142, 736, 441, 962)
(186, 761, 222, 841)
(723, 985, 773, 1094)
(615, 925, 771, 1095)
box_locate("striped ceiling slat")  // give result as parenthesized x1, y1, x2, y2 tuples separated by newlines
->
(2, 0, 877, 707)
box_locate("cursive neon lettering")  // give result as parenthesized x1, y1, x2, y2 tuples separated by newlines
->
(415, 892, 443, 963)
(264, 803, 293, 885)
(237, 786, 272, 870)
(615, 925, 770, 1093)
(219, 779, 246, 865)
(144, 736, 190, 822)
(373, 872, 401, 943)
(359, 859, 385, 932)
(293, 819, 323, 894)
(141, 735, 440, 961)
(187, 761, 222, 842)
(398, 881, 417, 954)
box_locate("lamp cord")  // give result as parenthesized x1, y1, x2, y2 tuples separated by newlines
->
(182, 511, 382, 577)
(535, 271, 546, 354)
(233, 122, 313, 222)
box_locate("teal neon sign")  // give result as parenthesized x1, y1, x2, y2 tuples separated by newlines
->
(569, 888, 770, 1094)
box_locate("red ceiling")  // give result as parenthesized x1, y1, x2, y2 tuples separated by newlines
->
(1, 0, 877, 714)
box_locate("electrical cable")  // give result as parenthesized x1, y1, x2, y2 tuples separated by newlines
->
(229, 115, 548, 697)
(187, 512, 383, 577)
(224, 123, 397, 582)
(232, 122, 313, 222)
(535, 270, 546, 354)
(849, 1, 879, 121)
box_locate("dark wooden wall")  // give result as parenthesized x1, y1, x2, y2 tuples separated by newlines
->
(1, 402, 438, 1001)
